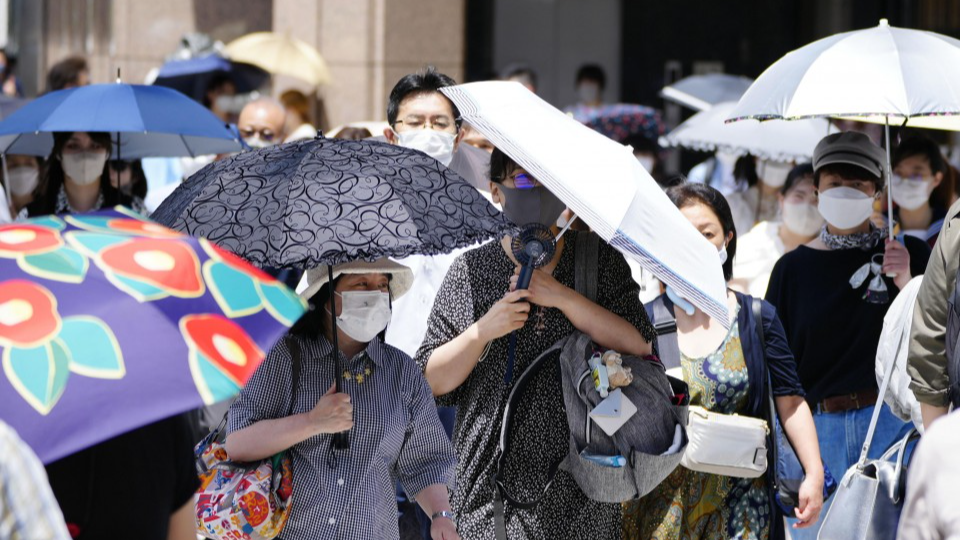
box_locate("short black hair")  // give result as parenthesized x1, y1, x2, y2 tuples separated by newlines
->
(489, 147, 518, 183)
(45, 56, 88, 93)
(500, 63, 537, 89)
(387, 66, 461, 129)
(665, 183, 737, 281)
(782, 163, 814, 196)
(813, 163, 882, 190)
(575, 64, 606, 90)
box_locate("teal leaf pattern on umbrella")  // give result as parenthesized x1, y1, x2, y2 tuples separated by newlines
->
(258, 281, 306, 326)
(2, 339, 71, 415)
(58, 316, 124, 379)
(105, 273, 168, 302)
(27, 216, 67, 231)
(203, 260, 263, 318)
(64, 232, 130, 257)
(189, 349, 241, 405)
(18, 247, 89, 284)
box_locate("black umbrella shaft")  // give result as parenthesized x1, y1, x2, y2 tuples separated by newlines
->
(328, 265, 350, 450)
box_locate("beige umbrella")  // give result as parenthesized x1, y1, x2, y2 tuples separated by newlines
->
(225, 32, 332, 86)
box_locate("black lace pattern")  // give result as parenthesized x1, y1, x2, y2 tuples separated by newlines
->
(153, 138, 509, 269)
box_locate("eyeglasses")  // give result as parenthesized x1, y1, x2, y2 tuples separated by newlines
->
(238, 127, 279, 142)
(394, 116, 457, 131)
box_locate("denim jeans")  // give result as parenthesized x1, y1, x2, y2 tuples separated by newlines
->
(787, 403, 912, 539)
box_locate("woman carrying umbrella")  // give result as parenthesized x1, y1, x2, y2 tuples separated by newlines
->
(23, 131, 146, 217)
(226, 260, 459, 540)
(416, 148, 656, 539)
(765, 132, 930, 538)
(624, 182, 823, 540)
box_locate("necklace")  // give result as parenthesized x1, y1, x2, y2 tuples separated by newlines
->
(342, 358, 375, 384)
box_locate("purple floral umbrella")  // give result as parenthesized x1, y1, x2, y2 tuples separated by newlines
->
(0, 207, 305, 463)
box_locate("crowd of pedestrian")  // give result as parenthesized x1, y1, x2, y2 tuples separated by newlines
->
(2, 36, 960, 540)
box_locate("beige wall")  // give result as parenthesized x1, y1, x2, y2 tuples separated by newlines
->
(40, 0, 464, 128)
(273, 0, 465, 128)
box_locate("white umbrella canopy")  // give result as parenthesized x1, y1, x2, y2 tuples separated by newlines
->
(660, 101, 835, 163)
(660, 73, 754, 112)
(442, 81, 730, 326)
(727, 19, 960, 130)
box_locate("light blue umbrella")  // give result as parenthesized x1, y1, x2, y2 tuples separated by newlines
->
(0, 83, 242, 159)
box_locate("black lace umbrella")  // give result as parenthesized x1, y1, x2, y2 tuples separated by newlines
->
(152, 135, 509, 268)
(153, 135, 509, 451)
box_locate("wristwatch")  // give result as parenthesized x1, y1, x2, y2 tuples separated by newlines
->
(431, 510, 457, 524)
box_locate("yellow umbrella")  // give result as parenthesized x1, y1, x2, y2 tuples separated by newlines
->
(225, 32, 332, 87)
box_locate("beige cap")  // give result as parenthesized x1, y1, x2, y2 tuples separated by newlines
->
(296, 259, 414, 301)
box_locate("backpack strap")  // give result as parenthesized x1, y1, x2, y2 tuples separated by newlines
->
(492, 337, 571, 540)
(753, 298, 781, 501)
(647, 295, 681, 371)
(575, 231, 600, 302)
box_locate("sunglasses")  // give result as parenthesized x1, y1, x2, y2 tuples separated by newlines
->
(511, 172, 537, 189)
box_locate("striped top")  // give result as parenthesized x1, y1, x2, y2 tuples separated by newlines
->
(228, 333, 456, 540)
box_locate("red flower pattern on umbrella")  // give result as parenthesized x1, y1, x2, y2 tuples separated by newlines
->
(182, 313, 265, 404)
(0, 280, 61, 348)
(100, 238, 205, 298)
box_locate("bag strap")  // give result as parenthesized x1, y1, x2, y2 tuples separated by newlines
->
(753, 299, 782, 495)
(575, 231, 600, 302)
(492, 335, 580, 540)
(856, 320, 904, 469)
(647, 295, 681, 371)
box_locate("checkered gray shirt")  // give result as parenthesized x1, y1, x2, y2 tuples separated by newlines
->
(228, 333, 456, 540)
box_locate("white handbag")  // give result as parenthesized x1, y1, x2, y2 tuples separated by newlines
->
(680, 405, 769, 478)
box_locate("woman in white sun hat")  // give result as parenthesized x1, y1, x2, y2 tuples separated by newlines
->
(226, 259, 459, 540)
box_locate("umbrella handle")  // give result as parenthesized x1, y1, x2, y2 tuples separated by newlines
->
(884, 119, 896, 278)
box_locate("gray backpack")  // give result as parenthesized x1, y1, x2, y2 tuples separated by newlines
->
(491, 233, 689, 540)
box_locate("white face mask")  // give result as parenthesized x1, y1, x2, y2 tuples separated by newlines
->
(760, 160, 792, 188)
(60, 152, 107, 186)
(718, 243, 728, 265)
(333, 290, 392, 343)
(890, 174, 932, 211)
(781, 200, 824, 236)
(7, 166, 38, 196)
(244, 136, 273, 150)
(817, 187, 875, 230)
(636, 155, 655, 172)
(395, 129, 456, 167)
(577, 82, 601, 104)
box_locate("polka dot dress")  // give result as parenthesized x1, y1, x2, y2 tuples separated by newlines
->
(416, 230, 656, 540)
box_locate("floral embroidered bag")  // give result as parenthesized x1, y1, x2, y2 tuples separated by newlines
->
(194, 338, 301, 539)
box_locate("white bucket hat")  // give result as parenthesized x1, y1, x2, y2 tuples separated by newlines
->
(296, 259, 414, 301)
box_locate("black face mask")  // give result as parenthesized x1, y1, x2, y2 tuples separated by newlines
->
(498, 185, 566, 228)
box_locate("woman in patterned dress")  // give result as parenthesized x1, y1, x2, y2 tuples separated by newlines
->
(416, 148, 657, 539)
(623, 183, 824, 540)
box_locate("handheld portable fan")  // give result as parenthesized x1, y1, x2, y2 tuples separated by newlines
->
(505, 223, 557, 384)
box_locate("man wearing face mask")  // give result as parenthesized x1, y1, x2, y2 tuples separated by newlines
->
(765, 131, 931, 539)
(731, 163, 823, 297)
(238, 97, 287, 150)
